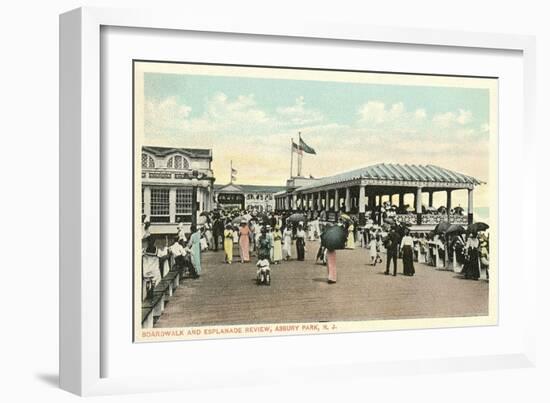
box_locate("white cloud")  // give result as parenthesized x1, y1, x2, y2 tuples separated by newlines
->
(432, 108, 473, 128)
(358, 101, 427, 129)
(457, 109, 473, 125)
(414, 108, 427, 120)
(358, 101, 391, 124)
(276, 96, 324, 125)
(144, 96, 192, 134)
(143, 95, 489, 197)
(480, 122, 490, 132)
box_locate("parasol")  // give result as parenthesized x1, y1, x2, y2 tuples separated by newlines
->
(321, 225, 347, 250)
(434, 221, 451, 234)
(393, 221, 411, 237)
(288, 213, 306, 223)
(231, 216, 247, 225)
(339, 213, 352, 222)
(467, 222, 489, 233)
(254, 212, 269, 222)
(445, 224, 466, 235)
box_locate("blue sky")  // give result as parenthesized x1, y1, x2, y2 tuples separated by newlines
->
(142, 68, 493, 210)
(144, 72, 490, 132)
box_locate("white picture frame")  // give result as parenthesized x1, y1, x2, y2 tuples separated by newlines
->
(60, 6, 537, 396)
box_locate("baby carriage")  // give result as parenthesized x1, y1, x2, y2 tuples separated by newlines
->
(256, 258, 271, 286)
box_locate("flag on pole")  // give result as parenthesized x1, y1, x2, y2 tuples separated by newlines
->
(230, 160, 237, 183)
(292, 141, 302, 155)
(299, 136, 316, 155)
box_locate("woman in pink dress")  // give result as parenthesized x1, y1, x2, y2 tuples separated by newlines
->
(326, 250, 337, 283)
(238, 220, 251, 263)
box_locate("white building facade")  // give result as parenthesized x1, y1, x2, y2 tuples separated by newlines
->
(141, 146, 215, 233)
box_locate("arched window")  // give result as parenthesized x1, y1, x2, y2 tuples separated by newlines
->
(167, 154, 190, 170)
(141, 153, 155, 168)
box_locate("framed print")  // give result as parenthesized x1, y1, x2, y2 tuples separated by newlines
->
(60, 7, 536, 396)
(132, 60, 498, 343)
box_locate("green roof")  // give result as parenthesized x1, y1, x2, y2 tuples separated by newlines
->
(297, 163, 483, 191)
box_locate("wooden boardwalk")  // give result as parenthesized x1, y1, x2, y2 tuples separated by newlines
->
(154, 241, 489, 328)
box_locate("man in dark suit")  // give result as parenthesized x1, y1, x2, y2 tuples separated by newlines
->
(384, 227, 401, 276)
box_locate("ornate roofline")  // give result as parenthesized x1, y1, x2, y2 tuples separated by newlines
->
(294, 163, 484, 192)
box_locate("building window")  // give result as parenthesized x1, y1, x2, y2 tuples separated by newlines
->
(176, 188, 193, 215)
(150, 188, 169, 222)
(167, 155, 190, 170)
(141, 153, 155, 168)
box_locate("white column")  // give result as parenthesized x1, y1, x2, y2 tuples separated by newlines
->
(143, 186, 151, 219)
(292, 194, 297, 210)
(359, 186, 366, 214)
(205, 187, 210, 211)
(345, 187, 351, 212)
(317, 192, 322, 211)
(169, 187, 177, 223)
(334, 189, 339, 211)
(416, 187, 422, 214)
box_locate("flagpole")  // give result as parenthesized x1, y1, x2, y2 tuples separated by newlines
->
(230, 160, 233, 184)
(297, 131, 302, 177)
(290, 138, 294, 178)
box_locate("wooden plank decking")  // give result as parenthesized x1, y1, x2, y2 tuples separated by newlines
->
(154, 241, 489, 328)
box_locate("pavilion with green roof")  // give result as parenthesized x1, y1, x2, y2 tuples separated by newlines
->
(274, 163, 484, 226)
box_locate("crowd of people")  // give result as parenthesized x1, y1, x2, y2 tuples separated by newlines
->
(141, 208, 489, 298)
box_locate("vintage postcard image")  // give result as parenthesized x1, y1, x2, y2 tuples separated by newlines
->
(133, 61, 498, 342)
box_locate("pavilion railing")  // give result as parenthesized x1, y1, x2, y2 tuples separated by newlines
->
(395, 213, 468, 225)
(394, 214, 417, 225)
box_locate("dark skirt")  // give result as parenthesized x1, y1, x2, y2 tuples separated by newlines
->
(402, 245, 415, 276)
(296, 238, 305, 261)
(464, 247, 480, 279)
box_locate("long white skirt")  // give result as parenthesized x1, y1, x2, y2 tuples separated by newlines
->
(282, 238, 292, 259)
(142, 254, 161, 286)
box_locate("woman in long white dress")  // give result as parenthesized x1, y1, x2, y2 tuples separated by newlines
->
(282, 225, 293, 261)
(368, 237, 378, 266)
(142, 237, 161, 287)
(203, 222, 213, 250)
(346, 223, 355, 249)
(156, 241, 171, 278)
(272, 225, 283, 264)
